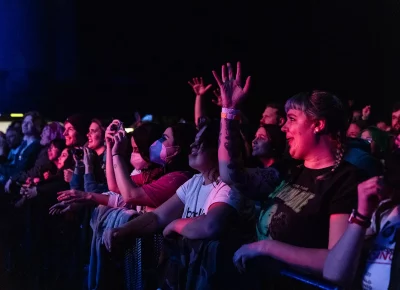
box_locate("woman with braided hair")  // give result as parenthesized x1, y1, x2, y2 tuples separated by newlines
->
(213, 62, 368, 287)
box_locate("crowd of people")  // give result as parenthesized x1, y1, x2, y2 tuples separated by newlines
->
(0, 62, 399, 290)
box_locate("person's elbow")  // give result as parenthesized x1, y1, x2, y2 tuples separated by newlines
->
(323, 268, 354, 288)
(199, 220, 223, 240)
(108, 184, 120, 194)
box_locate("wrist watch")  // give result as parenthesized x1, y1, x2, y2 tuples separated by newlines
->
(348, 209, 371, 228)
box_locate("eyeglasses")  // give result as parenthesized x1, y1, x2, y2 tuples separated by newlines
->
(364, 137, 373, 144)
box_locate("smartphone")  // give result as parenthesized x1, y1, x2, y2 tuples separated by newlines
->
(110, 122, 124, 132)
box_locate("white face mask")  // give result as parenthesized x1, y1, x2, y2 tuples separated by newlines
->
(130, 152, 148, 170)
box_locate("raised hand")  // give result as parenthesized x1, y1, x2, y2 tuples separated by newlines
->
(212, 88, 222, 107)
(105, 120, 122, 145)
(357, 176, 385, 218)
(362, 105, 371, 120)
(112, 130, 128, 156)
(188, 77, 212, 96)
(212, 62, 251, 109)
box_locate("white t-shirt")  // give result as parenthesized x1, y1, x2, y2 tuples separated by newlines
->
(176, 174, 242, 218)
(362, 201, 400, 290)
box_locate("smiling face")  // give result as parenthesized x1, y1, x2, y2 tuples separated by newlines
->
(63, 122, 79, 147)
(87, 122, 104, 150)
(281, 109, 316, 160)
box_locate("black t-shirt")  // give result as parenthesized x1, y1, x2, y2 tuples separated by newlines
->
(257, 161, 366, 248)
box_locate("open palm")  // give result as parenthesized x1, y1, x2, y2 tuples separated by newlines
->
(188, 77, 212, 96)
(212, 62, 251, 109)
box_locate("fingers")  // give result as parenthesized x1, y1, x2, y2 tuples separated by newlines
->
(57, 194, 69, 201)
(188, 77, 201, 87)
(235, 61, 241, 84)
(57, 190, 74, 201)
(359, 176, 385, 197)
(212, 70, 223, 87)
(227, 62, 234, 80)
(221, 64, 227, 82)
(57, 190, 70, 196)
(60, 206, 71, 214)
(213, 88, 220, 97)
(233, 251, 246, 274)
(243, 76, 251, 94)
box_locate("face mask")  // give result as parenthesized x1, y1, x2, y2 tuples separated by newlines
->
(130, 152, 148, 170)
(149, 138, 179, 166)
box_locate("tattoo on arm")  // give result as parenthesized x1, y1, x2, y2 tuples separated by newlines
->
(221, 119, 247, 185)
(113, 163, 117, 169)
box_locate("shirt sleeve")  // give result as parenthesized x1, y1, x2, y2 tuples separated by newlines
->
(328, 165, 367, 215)
(104, 191, 126, 208)
(176, 176, 195, 204)
(141, 172, 191, 207)
(208, 183, 242, 212)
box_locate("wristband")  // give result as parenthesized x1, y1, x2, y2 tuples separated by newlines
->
(348, 215, 371, 228)
(222, 107, 241, 115)
(221, 112, 241, 121)
(354, 209, 371, 221)
(348, 209, 371, 228)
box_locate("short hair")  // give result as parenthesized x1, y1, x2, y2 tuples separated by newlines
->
(265, 103, 286, 120)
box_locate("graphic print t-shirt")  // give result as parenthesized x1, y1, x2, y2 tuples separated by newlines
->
(257, 162, 364, 248)
(362, 203, 400, 290)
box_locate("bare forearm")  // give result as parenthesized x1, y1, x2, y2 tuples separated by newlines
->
(88, 192, 110, 206)
(323, 224, 366, 286)
(113, 155, 136, 200)
(263, 240, 329, 273)
(218, 118, 246, 187)
(106, 146, 120, 193)
(194, 95, 206, 127)
(119, 212, 162, 238)
(174, 217, 216, 240)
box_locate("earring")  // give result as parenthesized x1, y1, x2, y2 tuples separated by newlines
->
(314, 129, 319, 134)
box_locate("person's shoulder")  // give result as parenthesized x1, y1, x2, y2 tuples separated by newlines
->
(335, 161, 369, 183)
(164, 171, 195, 179)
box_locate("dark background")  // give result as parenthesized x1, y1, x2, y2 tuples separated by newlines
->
(0, 0, 398, 124)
